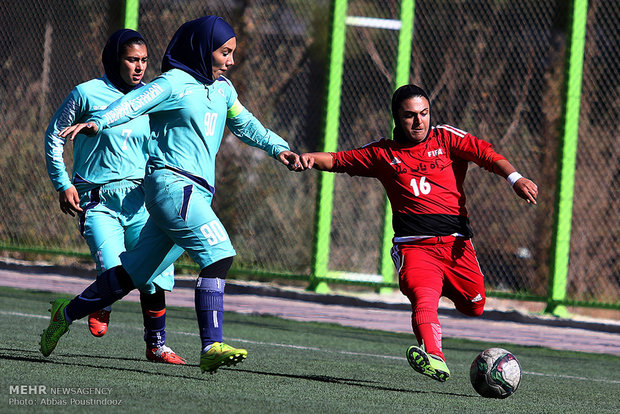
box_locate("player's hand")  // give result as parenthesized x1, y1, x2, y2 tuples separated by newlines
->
(300, 153, 315, 170)
(59, 122, 99, 141)
(278, 150, 304, 171)
(513, 178, 538, 205)
(58, 186, 83, 216)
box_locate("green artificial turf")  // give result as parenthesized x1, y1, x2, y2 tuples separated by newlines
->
(1, 286, 618, 413)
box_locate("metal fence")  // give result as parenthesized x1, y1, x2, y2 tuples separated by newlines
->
(0, 0, 617, 310)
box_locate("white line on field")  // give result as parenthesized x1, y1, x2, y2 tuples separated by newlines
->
(5, 310, 620, 385)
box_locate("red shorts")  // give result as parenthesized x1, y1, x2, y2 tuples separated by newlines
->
(391, 236, 486, 317)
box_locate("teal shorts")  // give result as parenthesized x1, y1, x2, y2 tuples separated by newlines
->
(120, 168, 236, 289)
(78, 180, 174, 294)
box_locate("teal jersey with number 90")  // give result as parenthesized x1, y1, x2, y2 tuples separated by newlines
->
(89, 68, 290, 191)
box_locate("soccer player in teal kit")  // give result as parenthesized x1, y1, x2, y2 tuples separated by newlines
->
(44, 29, 184, 364)
(40, 16, 301, 373)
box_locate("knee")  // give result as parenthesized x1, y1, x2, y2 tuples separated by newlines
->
(140, 289, 166, 311)
(199, 257, 234, 279)
(115, 266, 136, 293)
(457, 301, 485, 317)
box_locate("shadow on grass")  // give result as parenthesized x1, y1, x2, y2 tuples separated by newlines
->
(0, 346, 200, 380)
(232, 367, 476, 397)
(1, 346, 474, 397)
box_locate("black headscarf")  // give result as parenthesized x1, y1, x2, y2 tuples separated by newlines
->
(391, 84, 431, 143)
(102, 29, 146, 94)
(161, 16, 236, 85)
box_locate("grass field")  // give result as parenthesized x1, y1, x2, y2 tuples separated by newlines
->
(1, 286, 619, 414)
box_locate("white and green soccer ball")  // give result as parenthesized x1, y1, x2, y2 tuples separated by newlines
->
(469, 347, 522, 399)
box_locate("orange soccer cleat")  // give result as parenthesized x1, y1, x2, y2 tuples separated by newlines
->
(88, 309, 110, 337)
(146, 345, 187, 365)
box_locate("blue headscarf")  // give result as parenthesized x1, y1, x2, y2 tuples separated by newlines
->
(161, 16, 236, 85)
(102, 29, 146, 94)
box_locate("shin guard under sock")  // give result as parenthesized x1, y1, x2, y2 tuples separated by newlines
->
(140, 290, 167, 348)
(195, 277, 225, 351)
(194, 257, 233, 351)
(416, 321, 444, 360)
(411, 303, 444, 360)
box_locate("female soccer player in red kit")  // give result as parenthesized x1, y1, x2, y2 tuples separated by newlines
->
(299, 84, 538, 382)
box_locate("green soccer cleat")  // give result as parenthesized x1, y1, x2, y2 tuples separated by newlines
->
(40, 299, 71, 357)
(200, 342, 247, 373)
(406, 345, 451, 382)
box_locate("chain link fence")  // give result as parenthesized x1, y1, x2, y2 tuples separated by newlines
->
(570, 0, 619, 303)
(409, 0, 560, 297)
(0, 0, 617, 307)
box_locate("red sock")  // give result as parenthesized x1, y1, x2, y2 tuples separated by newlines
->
(406, 287, 444, 360)
(416, 322, 444, 360)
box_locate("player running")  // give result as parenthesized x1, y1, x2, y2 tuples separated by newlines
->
(44, 29, 184, 364)
(299, 84, 538, 382)
(40, 16, 301, 373)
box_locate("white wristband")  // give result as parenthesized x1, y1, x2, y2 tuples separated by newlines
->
(506, 172, 523, 187)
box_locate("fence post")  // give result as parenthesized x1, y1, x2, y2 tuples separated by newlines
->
(123, 0, 140, 30)
(308, 0, 348, 293)
(545, 0, 588, 317)
(377, 0, 416, 294)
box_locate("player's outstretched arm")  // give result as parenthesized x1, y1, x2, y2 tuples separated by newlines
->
(300, 152, 334, 171)
(493, 159, 538, 205)
(59, 122, 99, 141)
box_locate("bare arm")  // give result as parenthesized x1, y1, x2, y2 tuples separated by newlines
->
(300, 152, 334, 171)
(493, 159, 538, 205)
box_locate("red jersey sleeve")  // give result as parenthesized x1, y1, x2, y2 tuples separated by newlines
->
(436, 125, 505, 171)
(329, 139, 384, 177)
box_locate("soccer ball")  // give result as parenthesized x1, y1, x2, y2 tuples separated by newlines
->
(469, 347, 521, 399)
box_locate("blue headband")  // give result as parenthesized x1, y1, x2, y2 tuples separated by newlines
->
(161, 16, 236, 85)
(102, 29, 146, 94)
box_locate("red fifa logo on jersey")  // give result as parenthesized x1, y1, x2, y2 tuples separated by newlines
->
(427, 149, 443, 158)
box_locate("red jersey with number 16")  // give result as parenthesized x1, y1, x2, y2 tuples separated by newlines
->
(329, 125, 506, 239)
